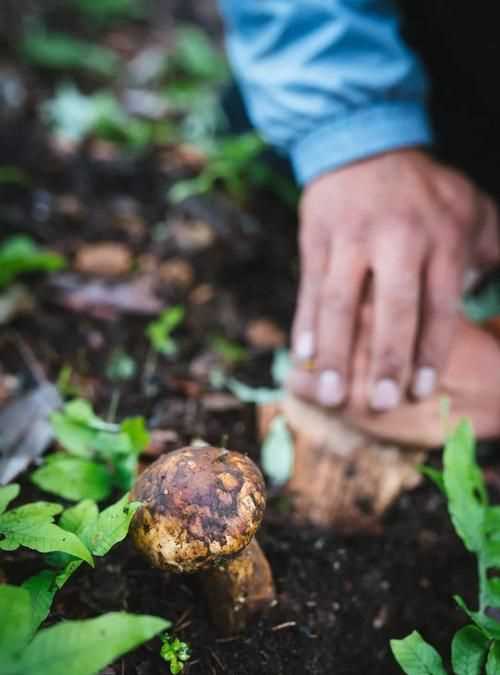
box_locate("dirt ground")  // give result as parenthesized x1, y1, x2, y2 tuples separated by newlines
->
(0, 2, 496, 674)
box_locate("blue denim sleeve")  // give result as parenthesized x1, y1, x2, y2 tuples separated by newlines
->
(218, 0, 433, 185)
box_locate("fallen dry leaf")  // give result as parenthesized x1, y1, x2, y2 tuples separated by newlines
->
(74, 242, 132, 278)
(0, 285, 34, 325)
(0, 381, 62, 484)
(158, 258, 194, 288)
(50, 273, 164, 319)
(245, 319, 286, 350)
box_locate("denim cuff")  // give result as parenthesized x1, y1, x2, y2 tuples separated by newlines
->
(290, 101, 433, 185)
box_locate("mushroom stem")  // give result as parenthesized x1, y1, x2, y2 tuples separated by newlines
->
(258, 396, 425, 532)
(199, 537, 276, 635)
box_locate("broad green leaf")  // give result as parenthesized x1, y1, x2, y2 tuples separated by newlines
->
(31, 455, 112, 502)
(455, 596, 500, 640)
(7, 612, 168, 675)
(0, 585, 32, 657)
(487, 641, 500, 675)
(261, 415, 294, 486)
(0, 236, 65, 289)
(79, 494, 141, 556)
(0, 484, 20, 515)
(22, 31, 119, 77)
(59, 500, 99, 537)
(451, 625, 489, 675)
(443, 420, 486, 553)
(121, 417, 149, 455)
(0, 500, 92, 564)
(22, 570, 58, 636)
(390, 631, 447, 675)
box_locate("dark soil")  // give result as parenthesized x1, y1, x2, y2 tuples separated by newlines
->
(0, 3, 496, 674)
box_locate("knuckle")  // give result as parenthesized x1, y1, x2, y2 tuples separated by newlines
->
(375, 344, 405, 376)
(321, 285, 355, 317)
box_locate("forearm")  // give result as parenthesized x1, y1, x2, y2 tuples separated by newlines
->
(218, 0, 433, 184)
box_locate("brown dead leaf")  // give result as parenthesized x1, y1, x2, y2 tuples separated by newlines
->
(201, 392, 242, 412)
(51, 273, 163, 319)
(158, 258, 194, 288)
(245, 319, 286, 349)
(143, 429, 180, 457)
(168, 218, 216, 253)
(189, 284, 214, 305)
(74, 242, 132, 278)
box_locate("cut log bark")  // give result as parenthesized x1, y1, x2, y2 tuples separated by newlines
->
(200, 537, 276, 635)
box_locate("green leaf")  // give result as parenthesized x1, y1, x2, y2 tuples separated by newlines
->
(73, 0, 145, 22)
(31, 455, 112, 502)
(226, 378, 283, 404)
(79, 494, 141, 556)
(59, 500, 99, 537)
(0, 585, 33, 658)
(261, 415, 294, 486)
(106, 350, 137, 382)
(390, 631, 447, 675)
(486, 641, 500, 675)
(419, 466, 445, 494)
(5, 612, 168, 675)
(173, 25, 228, 82)
(22, 570, 58, 636)
(0, 236, 65, 289)
(271, 349, 291, 387)
(0, 484, 20, 515)
(146, 306, 185, 355)
(451, 625, 489, 675)
(455, 596, 500, 640)
(121, 417, 149, 455)
(0, 500, 93, 564)
(22, 31, 119, 77)
(443, 420, 486, 553)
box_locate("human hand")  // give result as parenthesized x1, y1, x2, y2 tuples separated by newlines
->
(290, 149, 500, 410)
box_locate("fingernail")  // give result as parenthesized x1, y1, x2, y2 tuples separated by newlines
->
(413, 367, 436, 399)
(370, 378, 401, 411)
(295, 331, 315, 360)
(317, 370, 345, 407)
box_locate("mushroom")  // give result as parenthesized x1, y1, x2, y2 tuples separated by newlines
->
(130, 445, 276, 634)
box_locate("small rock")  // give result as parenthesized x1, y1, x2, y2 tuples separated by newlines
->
(245, 318, 286, 349)
(75, 243, 132, 278)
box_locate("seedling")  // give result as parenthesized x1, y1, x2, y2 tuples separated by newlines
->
(31, 398, 149, 501)
(146, 305, 185, 356)
(160, 631, 191, 674)
(42, 83, 157, 147)
(0, 236, 65, 289)
(391, 420, 500, 674)
(130, 445, 276, 634)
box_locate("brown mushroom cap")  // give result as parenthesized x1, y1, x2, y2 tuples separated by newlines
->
(130, 445, 266, 573)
